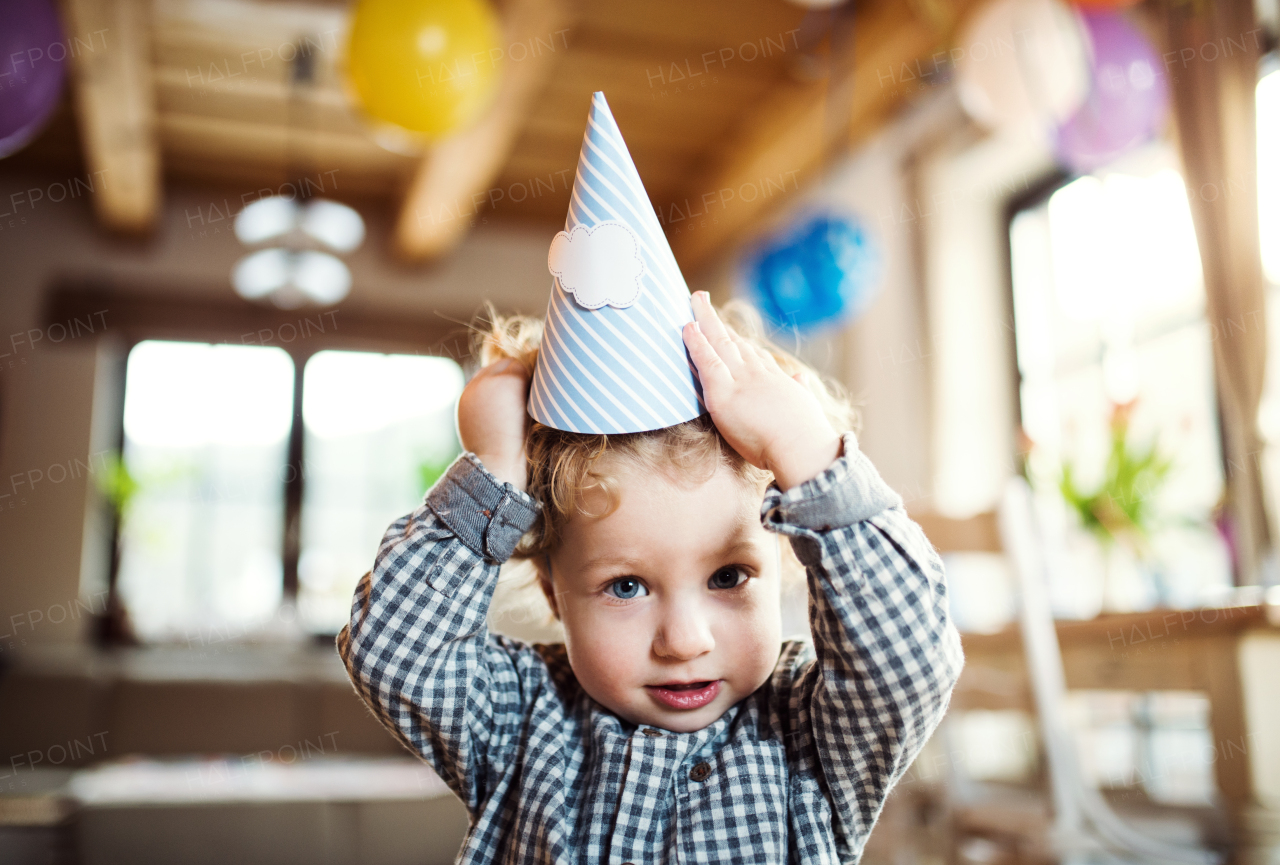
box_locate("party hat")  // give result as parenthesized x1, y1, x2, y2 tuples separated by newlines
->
(528, 91, 705, 434)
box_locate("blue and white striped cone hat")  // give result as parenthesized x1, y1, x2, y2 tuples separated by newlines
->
(528, 91, 706, 434)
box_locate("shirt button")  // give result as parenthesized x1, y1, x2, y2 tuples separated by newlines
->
(641, 728, 662, 737)
(689, 761, 712, 782)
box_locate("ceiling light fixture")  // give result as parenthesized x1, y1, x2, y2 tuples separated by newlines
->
(231, 247, 353, 310)
(231, 197, 363, 308)
(234, 196, 366, 252)
(230, 36, 366, 309)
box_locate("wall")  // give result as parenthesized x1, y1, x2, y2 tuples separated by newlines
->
(698, 90, 970, 510)
(919, 127, 1053, 517)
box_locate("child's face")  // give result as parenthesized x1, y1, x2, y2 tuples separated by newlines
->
(543, 457, 782, 733)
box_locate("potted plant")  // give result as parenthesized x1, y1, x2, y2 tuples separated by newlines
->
(1058, 401, 1173, 613)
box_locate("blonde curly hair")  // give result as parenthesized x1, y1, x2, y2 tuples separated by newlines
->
(472, 299, 859, 569)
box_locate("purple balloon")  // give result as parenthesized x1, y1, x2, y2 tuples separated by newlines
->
(0, 0, 67, 159)
(1054, 10, 1169, 173)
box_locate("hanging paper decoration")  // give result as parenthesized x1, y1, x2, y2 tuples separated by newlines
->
(0, 0, 67, 159)
(1053, 10, 1168, 173)
(345, 0, 502, 142)
(954, 0, 1091, 133)
(746, 213, 882, 333)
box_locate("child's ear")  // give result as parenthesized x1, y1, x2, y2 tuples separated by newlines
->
(536, 556, 561, 620)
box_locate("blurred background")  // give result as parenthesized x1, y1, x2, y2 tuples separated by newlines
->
(0, 0, 1278, 862)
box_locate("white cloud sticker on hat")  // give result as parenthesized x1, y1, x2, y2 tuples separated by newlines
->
(547, 221, 646, 310)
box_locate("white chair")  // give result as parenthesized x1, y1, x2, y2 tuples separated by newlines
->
(997, 477, 1221, 865)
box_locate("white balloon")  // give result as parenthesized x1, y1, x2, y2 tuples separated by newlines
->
(955, 0, 1090, 132)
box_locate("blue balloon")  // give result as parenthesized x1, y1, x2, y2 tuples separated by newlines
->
(747, 213, 882, 333)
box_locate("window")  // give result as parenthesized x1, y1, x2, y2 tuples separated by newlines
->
(119, 342, 294, 641)
(1259, 65, 1279, 287)
(298, 351, 464, 633)
(1255, 65, 1280, 537)
(1008, 144, 1231, 613)
(116, 341, 463, 641)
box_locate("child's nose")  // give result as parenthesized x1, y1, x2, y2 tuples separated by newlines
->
(653, 606, 715, 661)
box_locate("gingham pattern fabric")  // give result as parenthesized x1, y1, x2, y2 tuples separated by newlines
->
(338, 433, 963, 864)
(528, 91, 705, 434)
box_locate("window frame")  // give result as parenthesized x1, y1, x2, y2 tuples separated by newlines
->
(1001, 168, 1229, 511)
(46, 283, 476, 645)
(1000, 167, 1070, 438)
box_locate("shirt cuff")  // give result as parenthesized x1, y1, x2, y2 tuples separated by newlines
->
(424, 453, 541, 563)
(760, 431, 902, 533)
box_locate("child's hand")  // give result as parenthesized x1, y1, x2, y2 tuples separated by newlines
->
(682, 292, 842, 492)
(457, 357, 531, 492)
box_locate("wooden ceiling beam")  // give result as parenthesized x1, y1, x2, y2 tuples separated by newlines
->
(163, 160, 408, 200)
(570, 1, 806, 57)
(150, 1, 347, 94)
(157, 113, 413, 180)
(60, 0, 161, 233)
(394, 0, 572, 261)
(152, 67, 361, 132)
(669, 0, 981, 273)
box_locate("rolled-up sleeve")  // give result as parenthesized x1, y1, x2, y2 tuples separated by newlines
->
(336, 452, 542, 812)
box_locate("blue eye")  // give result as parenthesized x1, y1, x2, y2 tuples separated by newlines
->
(708, 567, 748, 590)
(606, 578, 648, 599)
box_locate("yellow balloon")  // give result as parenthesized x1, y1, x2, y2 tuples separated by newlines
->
(346, 0, 503, 139)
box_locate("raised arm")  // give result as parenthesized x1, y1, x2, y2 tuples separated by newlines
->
(337, 454, 540, 813)
(762, 433, 963, 851)
(680, 292, 962, 856)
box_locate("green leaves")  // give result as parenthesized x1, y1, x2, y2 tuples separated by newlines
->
(417, 450, 458, 496)
(1058, 403, 1173, 552)
(96, 452, 140, 517)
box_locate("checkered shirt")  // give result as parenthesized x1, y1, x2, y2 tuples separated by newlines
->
(338, 432, 963, 864)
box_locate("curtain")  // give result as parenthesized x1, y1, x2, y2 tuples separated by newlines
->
(1162, 0, 1270, 584)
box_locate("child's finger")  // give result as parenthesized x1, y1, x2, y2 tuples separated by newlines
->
(726, 329, 763, 367)
(753, 344, 784, 372)
(481, 357, 515, 375)
(690, 291, 743, 369)
(727, 332, 781, 375)
(682, 321, 736, 392)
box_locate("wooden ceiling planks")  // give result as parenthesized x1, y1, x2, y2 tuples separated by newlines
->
(149, 0, 385, 198)
(568, 0, 807, 61)
(157, 113, 413, 196)
(35, 0, 966, 270)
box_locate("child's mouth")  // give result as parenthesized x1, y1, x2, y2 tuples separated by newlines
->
(645, 680, 721, 711)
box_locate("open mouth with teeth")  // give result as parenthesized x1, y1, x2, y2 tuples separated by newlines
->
(645, 680, 721, 710)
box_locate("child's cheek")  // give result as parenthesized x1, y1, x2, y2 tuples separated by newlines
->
(715, 592, 783, 684)
(562, 602, 649, 700)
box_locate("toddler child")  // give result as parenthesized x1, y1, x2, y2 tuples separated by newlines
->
(338, 291, 963, 864)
